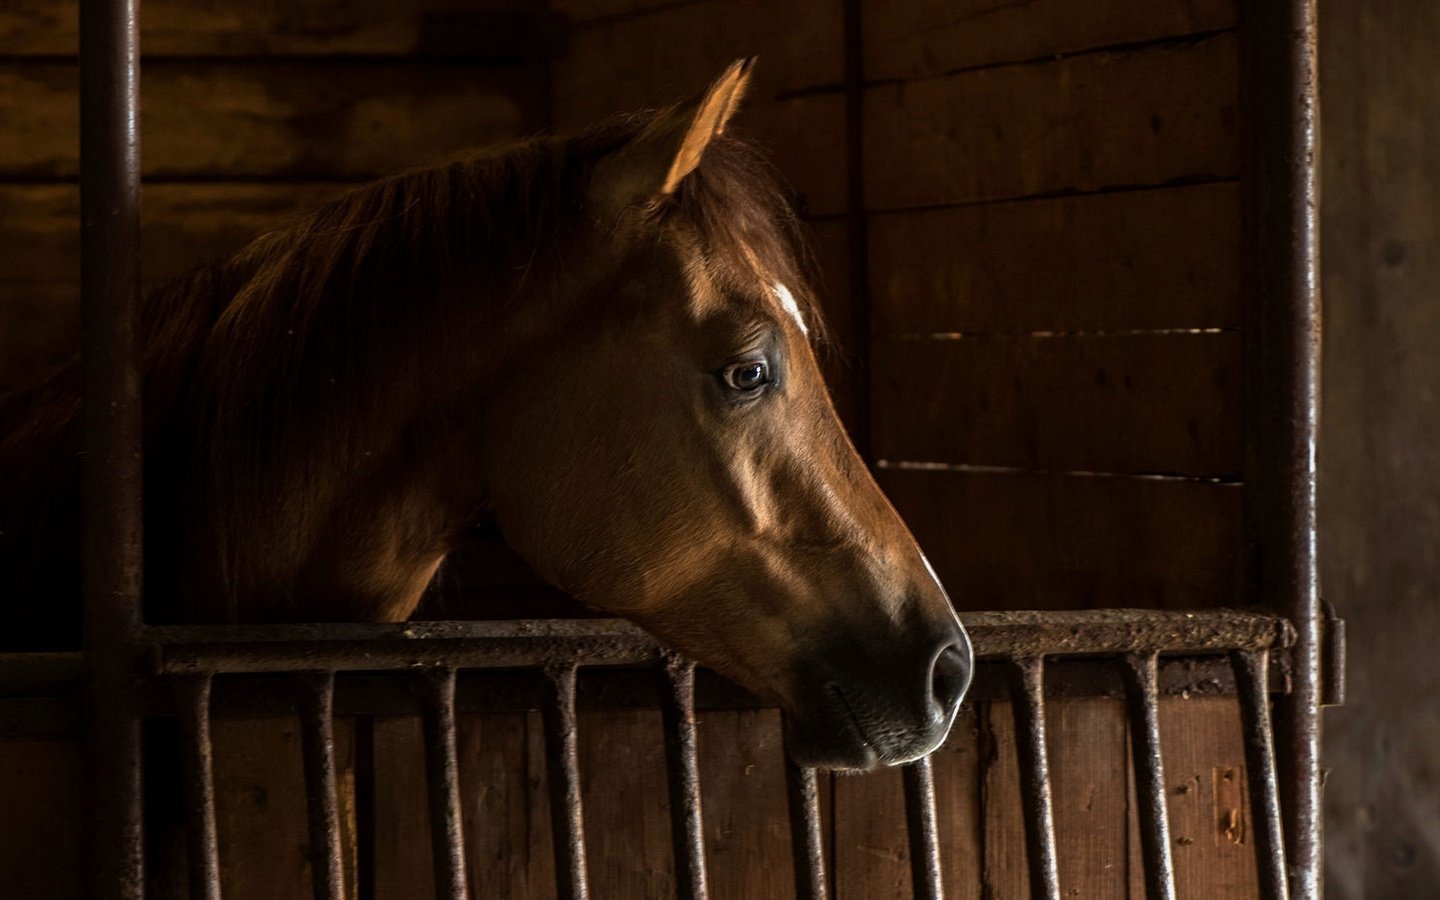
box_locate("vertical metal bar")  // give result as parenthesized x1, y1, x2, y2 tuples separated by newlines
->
(1240, 1, 1322, 896)
(541, 665, 589, 900)
(297, 672, 346, 900)
(1009, 657, 1060, 900)
(901, 756, 944, 900)
(175, 674, 221, 900)
(784, 758, 829, 900)
(1232, 651, 1291, 900)
(659, 656, 708, 900)
(79, 0, 144, 894)
(1120, 653, 1177, 900)
(419, 668, 469, 900)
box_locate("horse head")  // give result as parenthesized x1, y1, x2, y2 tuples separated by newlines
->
(478, 61, 971, 769)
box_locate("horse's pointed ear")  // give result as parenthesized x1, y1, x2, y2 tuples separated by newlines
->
(594, 57, 756, 213)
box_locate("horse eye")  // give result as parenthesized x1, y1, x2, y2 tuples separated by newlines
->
(723, 360, 771, 393)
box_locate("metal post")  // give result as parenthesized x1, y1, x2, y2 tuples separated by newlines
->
(79, 0, 145, 894)
(1240, 1, 1322, 896)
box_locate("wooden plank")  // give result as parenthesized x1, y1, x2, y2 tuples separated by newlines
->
(0, 282, 78, 391)
(549, 0, 692, 25)
(807, 218, 861, 433)
(864, 0, 1236, 81)
(979, 699, 1030, 898)
(0, 183, 348, 284)
(1049, 698, 1137, 899)
(0, 738, 83, 900)
(1160, 696, 1260, 897)
(551, 0, 843, 125)
(863, 33, 1239, 211)
(833, 765, 914, 898)
(871, 333, 1244, 478)
(213, 716, 356, 899)
(0, 62, 531, 180)
(0, 0, 552, 57)
(695, 709, 798, 898)
(576, 709, 674, 897)
(738, 93, 848, 218)
(456, 712, 557, 899)
(868, 183, 1242, 335)
(877, 467, 1242, 611)
(931, 708, 983, 900)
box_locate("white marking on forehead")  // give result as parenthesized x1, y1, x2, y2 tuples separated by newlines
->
(772, 282, 808, 336)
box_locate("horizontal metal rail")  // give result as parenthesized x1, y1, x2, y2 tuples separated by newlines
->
(0, 609, 1299, 900)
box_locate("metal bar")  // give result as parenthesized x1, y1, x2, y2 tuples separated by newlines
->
(1009, 657, 1060, 900)
(659, 656, 708, 900)
(419, 668, 469, 900)
(1120, 653, 1176, 900)
(541, 665, 589, 900)
(175, 675, 221, 900)
(1232, 651, 1291, 900)
(145, 610, 1291, 675)
(901, 756, 943, 900)
(296, 673, 346, 900)
(79, 0, 144, 892)
(1240, 0, 1322, 896)
(784, 759, 829, 900)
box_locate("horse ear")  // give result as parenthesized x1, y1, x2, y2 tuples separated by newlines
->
(594, 57, 756, 213)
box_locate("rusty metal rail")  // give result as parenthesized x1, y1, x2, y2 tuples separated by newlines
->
(0, 608, 1298, 900)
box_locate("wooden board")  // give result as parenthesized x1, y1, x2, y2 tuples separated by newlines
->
(695, 709, 798, 899)
(1160, 696, 1260, 897)
(868, 183, 1243, 335)
(864, 0, 1235, 81)
(0, 738, 83, 900)
(577, 709, 675, 897)
(871, 333, 1244, 478)
(878, 467, 1243, 611)
(552, 0, 844, 124)
(863, 33, 1239, 211)
(0, 0, 554, 57)
(0, 62, 533, 180)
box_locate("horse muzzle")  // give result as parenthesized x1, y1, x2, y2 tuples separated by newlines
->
(782, 621, 973, 770)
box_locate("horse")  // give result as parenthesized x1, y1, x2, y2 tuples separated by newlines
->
(0, 59, 971, 773)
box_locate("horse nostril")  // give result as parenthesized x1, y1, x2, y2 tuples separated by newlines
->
(930, 643, 972, 716)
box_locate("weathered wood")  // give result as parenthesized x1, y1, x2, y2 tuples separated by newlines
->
(833, 764, 914, 898)
(863, 33, 1239, 211)
(929, 708, 983, 900)
(0, 63, 532, 180)
(871, 333, 1244, 478)
(695, 709, 797, 898)
(1160, 696, 1260, 897)
(979, 699, 1031, 898)
(212, 716, 356, 900)
(868, 183, 1242, 335)
(878, 467, 1242, 611)
(552, 0, 843, 124)
(0, 282, 78, 391)
(0, 0, 556, 58)
(738, 93, 848, 217)
(548, 0, 690, 25)
(806, 217, 860, 432)
(575, 708, 674, 897)
(456, 712, 557, 899)
(864, 0, 1236, 81)
(0, 738, 83, 899)
(1049, 699, 1135, 899)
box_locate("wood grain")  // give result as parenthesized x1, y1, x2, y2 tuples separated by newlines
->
(871, 332, 1244, 478)
(0, 62, 531, 180)
(0, 0, 553, 57)
(931, 708, 983, 900)
(0, 739, 83, 899)
(577, 708, 675, 898)
(832, 765, 914, 899)
(979, 699, 1031, 898)
(695, 709, 798, 900)
(457, 712, 557, 899)
(1160, 696, 1260, 898)
(1049, 698, 1137, 899)
(864, 0, 1236, 81)
(878, 467, 1243, 611)
(868, 183, 1242, 335)
(863, 33, 1239, 211)
(551, 0, 843, 124)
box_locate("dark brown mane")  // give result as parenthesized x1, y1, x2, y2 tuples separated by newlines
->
(0, 109, 823, 647)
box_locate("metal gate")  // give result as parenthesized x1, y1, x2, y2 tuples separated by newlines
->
(0, 1, 1329, 898)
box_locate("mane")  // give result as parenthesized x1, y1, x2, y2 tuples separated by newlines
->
(0, 108, 825, 646)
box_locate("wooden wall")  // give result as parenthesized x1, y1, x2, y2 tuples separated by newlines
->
(0, 0, 1282, 897)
